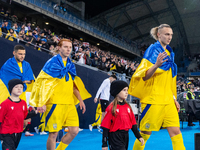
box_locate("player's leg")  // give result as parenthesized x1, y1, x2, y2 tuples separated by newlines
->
(47, 132, 58, 150)
(164, 103, 185, 150)
(56, 126, 79, 150)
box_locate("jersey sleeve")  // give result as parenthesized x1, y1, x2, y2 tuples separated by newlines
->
(0, 101, 7, 123)
(101, 106, 113, 129)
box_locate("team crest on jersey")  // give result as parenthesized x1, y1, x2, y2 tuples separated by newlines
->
(127, 108, 130, 113)
(53, 123, 57, 130)
(116, 109, 119, 113)
(145, 123, 150, 130)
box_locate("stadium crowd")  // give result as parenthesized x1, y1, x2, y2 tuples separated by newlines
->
(0, 6, 140, 79)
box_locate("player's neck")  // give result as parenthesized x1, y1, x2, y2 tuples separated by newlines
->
(60, 53, 68, 61)
(10, 95, 20, 102)
(159, 41, 167, 50)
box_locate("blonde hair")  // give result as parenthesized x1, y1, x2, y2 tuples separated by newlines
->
(150, 24, 171, 40)
(110, 97, 132, 117)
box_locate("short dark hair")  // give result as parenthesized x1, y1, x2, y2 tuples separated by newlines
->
(110, 74, 117, 80)
(14, 45, 25, 52)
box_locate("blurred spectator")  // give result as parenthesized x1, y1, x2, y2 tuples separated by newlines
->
(116, 61, 124, 74)
(35, 36, 41, 49)
(18, 30, 26, 41)
(24, 30, 36, 47)
(4, 10, 10, 19)
(40, 38, 49, 51)
(76, 47, 85, 64)
(91, 56, 99, 67)
(98, 56, 109, 71)
(0, 8, 4, 15)
(53, 3, 59, 14)
(11, 15, 18, 26)
(12, 23, 19, 34)
(27, 22, 31, 30)
(35, 25, 41, 33)
(5, 28, 16, 41)
(85, 50, 91, 65)
(1, 20, 9, 34)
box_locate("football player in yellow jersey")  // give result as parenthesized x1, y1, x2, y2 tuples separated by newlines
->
(129, 24, 185, 150)
(29, 39, 91, 150)
(0, 45, 34, 103)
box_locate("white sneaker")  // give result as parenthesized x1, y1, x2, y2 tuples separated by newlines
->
(34, 127, 39, 134)
(40, 131, 48, 135)
(98, 129, 103, 134)
(79, 128, 83, 131)
(89, 124, 93, 131)
(97, 125, 101, 130)
(25, 131, 34, 136)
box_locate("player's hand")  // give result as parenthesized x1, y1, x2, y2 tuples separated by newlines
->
(155, 52, 168, 68)
(102, 147, 108, 150)
(79, 101, 86, 114)
(139, 137, 145, 146)
(37, 105, 46, 113)
(174, 100, 180, 112)
(94, 98, 98, 103)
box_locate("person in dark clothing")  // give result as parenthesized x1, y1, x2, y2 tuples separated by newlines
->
(186, 87, 196, 126)
(24, 30, 36, 47)
(101, 81, 144, 150)
(40, 38, 49, 51)
(85, 50, 91, 66)
(91, 55, 99, 67)
(116, 61, 124, 74)
(98, 56, 109, 72)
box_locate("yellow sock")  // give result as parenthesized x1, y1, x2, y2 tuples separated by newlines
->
(132, 132, 150, 150)
(56, 141, 68, 150)
(171, 133, 185, 150)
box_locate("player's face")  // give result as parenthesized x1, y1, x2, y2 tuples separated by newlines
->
(117, 87, 128, 100)
(13, 50, 26, 62)
(158, 27, 173, 46)
(11, 84, 23, 96)
(59, 41, 72, 58)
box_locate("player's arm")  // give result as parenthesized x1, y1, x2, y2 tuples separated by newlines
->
(94, 80, 108, 103)
(143, 52, 168, 81)
(73, 82, 86, 114)
(102, 127, 109, 150)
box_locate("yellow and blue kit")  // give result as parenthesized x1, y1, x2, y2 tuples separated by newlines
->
(0, 57, 34, 104)
(128, 41, 179, 131)
(29, 54, 91, 132)
(130, 41, 185, 150)
(91, 103, 102, 127)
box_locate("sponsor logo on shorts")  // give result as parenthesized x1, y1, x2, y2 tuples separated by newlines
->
(145, 123, 150, 130)
(53, 123, 57, 130)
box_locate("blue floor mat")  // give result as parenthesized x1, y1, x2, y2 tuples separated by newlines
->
(0, 122, 197, 150)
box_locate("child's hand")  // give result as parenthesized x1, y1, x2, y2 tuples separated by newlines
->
(139, 138, 144, 146)
(102, 147, 108, 150)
